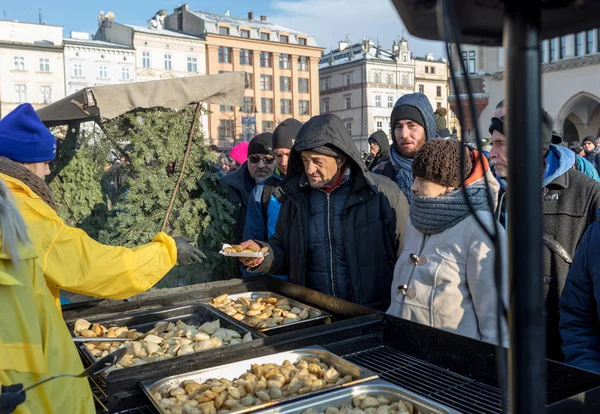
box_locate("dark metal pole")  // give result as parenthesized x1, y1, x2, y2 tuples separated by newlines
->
(504, 1, 546, 413)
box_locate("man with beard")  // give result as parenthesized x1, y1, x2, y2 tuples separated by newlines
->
(488, 109, 600, 361)
(239, 114, 409, 311)
(373, 93, 437, 203)
(244, 119, 302, 245)
(220, 133, 274, 243)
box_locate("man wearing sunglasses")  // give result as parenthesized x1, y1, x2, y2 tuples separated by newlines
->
(239, 114, 409, 311)
(220, 133, 275, 243)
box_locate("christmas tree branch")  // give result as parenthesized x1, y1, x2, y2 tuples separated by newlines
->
(161, 103, 202, 233)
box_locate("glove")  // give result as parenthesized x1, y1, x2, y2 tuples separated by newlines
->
(174, 237, 207, 265)
(0, 384, 26, 414)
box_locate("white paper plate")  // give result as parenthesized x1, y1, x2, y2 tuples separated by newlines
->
(219, 243, 269, 258)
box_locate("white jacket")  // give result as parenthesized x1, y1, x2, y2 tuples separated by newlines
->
(387, 171, 508, 346)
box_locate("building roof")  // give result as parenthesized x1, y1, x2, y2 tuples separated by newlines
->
(123, 24, 202, 40)
(414, 56, 447, 63)
(319, 42, 406, 70)
(63, 37, 134, 50)
(189, 10, 309, 36)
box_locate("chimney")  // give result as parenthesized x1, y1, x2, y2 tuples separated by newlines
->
(260, 15, 267, 21)
(248, 11, 254, 20)
(426, 53, 434, 61)
(182, 4, 189, 11)
(338, 40, 348, 51)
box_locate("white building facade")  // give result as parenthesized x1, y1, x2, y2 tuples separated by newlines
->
(94, 18, 208, 136)
(64, 32, 136, 95)
(0, 21, 66, 118)
(319, 38, 450, 152)
(454, 29, 600, 142)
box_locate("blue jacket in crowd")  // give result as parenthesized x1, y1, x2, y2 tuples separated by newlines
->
(560, 221, 600, 373)
(243, 167, 286, 280)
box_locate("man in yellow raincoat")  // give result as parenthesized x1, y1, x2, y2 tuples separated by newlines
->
(0, 103, 206, 311)
(0, 179, 96, 413)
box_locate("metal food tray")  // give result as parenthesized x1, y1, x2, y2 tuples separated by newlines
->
(209, 291, 332, 334)
(257, 379, 458, 414)
(141, 346, 379, 414)
(71, 303, 262, 371)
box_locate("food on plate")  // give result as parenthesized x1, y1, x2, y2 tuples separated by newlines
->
(73, 319, 253, 371)
(208, 294, 321, 329)
(300, 393, 414, 414)
(152, 357, 355, 414)
(222, 245, 269, 253)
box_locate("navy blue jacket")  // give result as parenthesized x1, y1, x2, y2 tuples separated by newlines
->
(560, 221, 600, 373)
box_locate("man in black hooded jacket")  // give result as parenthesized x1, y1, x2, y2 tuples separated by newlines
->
(239, 114, 409, 311)
(365, 130, 390, 171)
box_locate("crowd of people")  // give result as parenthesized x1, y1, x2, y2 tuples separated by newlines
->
(2, 90, 600, 411)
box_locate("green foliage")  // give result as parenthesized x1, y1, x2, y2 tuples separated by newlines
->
(97, 106, 237, 287)
(49, 106, 238, 288)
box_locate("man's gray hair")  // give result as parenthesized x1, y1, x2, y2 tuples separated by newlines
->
(0, 180, 30, 264)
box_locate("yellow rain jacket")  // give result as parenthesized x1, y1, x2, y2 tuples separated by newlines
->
(1, 173, 178, 311)
(0, 243, 95, 413)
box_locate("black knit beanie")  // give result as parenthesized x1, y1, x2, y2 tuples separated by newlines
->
(412, 139, 472, 188)
(490, 112, 554, 154)
(272, 118, 302, 149)
(248, 133, 273, 155)
(391, 105, 426, 132)
(583, 136, 596, 146)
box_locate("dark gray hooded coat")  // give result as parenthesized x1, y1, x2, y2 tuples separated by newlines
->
(251, 114, 409, 311)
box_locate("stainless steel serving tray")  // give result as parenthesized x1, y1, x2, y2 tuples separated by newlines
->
(141, 346, 379, 414)
(71, 303, 261, 372)
(257, 379, 458, 414)
(208, 291, 332, 334)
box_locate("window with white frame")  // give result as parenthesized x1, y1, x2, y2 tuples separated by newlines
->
(376, 120, 383, 130)
(15, 84, 26, 103)
(320, 77, 330, 91)
(345, 96, 351, 109)
(344, 72, 352, 85)
(322, 99, 330, 113)
(345, 121, 352, 135)
(121, 67, 131, 80)
(39, 58, 50, 72)
(418, 84, 424, 94)
(240, 29, 250, 38)
(164, 54, 172, 70)
(73, 63, 83, 77)
(279, 54, 291, 69)
(260, 75, 273, 90)
(373, 71, 381, 83)
(13, 56, 25, 71)
(375, 95, 381, 107)
(436, 86, 442, 97)
(461, 51, 476, 74)
(187, 57, 198, 73)
(142, 51, 151, 68)
(388, 96, 394, 107)
(40, 85, 52, 104)
(98, 65, 108, 79)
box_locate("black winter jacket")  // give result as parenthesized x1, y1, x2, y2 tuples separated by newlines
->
(251, 114, 409, 311)
(219, 163, 255, 244)
(585, 147, 600, 176)
(496, 168, 600, 361)
(366, 130, 390, 171)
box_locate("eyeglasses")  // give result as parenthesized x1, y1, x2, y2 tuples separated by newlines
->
(248, 155, 275, 165)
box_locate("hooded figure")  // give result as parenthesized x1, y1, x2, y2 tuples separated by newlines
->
(365, 130, 390, 171)
(387, 139, 508, 346)
(373, 93, 437, 202)
(243, 114, 409, 311)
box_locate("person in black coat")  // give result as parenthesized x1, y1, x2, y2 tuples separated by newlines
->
(239, 114, 409, 311)
(583, 136, 600, 176)
(489, 110, 600, 362)
(560, 221, 600, 373)
(365, 130, 390, 171)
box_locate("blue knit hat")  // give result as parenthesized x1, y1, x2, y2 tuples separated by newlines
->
(0, 103, 56, 162)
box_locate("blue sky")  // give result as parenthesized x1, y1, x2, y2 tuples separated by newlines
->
(2, 1, 444, 57)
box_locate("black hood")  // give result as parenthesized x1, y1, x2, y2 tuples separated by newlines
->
(368, 130, 390, 155)
(288, 114, 366, 178)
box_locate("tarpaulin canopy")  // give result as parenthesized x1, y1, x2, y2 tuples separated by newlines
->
(37, 71, 247, 127)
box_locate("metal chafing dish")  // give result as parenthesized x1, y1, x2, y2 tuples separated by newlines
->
(71, 303, 262, 371)
(257, 379, 457, 414)
(141, 346, 378, 414)
(207, 292, 332, 334)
